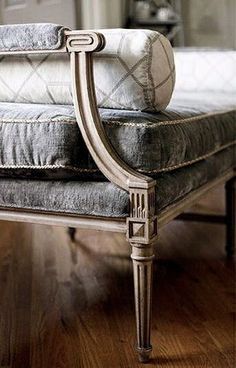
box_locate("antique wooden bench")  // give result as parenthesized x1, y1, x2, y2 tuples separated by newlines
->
(0, 24, 235, 362)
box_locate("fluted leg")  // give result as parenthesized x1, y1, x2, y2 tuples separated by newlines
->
(127, 183, 157, 362)
(226, 178, 236, 257)
(131, 243, 154, 363)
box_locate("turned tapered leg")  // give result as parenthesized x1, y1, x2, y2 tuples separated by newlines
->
(131, 243, 154, 363)
(225, 178, 236, 257)
(68, 227, 76, 241)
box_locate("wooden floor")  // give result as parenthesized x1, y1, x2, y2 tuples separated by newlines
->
(0, 185, 235, 368)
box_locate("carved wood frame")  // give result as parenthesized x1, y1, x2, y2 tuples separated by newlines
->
(0, 30, 235, 363)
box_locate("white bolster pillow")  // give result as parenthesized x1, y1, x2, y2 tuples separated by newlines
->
(0, 29, 175, 111)
(174, 48, 236, 93)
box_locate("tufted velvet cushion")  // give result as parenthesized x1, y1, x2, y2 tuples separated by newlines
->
(0, 27, 175, 112)
(0, 92, 235, 180)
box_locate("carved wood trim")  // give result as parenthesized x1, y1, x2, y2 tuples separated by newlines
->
(127, 186, 158, 245)
(65, 30, 105, 53)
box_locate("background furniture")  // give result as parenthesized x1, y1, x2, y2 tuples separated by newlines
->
(1, 1, 235, 50)
(127, 0, 184, 45)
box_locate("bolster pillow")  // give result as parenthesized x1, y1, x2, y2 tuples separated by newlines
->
(0, 25, 175, 112)
(174, 48, 236, 93)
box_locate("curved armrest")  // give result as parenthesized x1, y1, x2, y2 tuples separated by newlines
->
(67, 31, 157, 244)
(67, 30, 155, 192)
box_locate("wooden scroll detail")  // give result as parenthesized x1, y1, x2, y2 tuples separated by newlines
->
(66, 30, 105, 53)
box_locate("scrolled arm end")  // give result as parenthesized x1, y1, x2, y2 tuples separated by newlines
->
(65, 30, 105, 53)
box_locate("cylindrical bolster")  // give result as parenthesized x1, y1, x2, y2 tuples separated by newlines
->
(93, 29, 175, 112)
(0, 27, 175, 112)
(0, 23, 69, 52)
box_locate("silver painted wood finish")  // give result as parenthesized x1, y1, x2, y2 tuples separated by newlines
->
(0, 30, 235, 363)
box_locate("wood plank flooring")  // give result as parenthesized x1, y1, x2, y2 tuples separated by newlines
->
(0, 185, 235, 368)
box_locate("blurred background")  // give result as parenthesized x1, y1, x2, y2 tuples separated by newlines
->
(0, 0, 235, 48)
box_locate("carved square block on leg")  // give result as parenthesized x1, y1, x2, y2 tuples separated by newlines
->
(127, 216, 158, 244)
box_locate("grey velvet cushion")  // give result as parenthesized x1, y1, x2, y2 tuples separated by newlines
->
(0, 23, 68, 51)
(0, 146, 234, 217)
(0, 92, 235, 179)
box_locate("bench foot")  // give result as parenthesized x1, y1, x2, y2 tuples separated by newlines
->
(137, 347, 152, 363)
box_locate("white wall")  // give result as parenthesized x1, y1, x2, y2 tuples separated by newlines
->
(182, 0, 236, 49)
(81, 0, 124, 29)
(0, 0, 76, 27)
